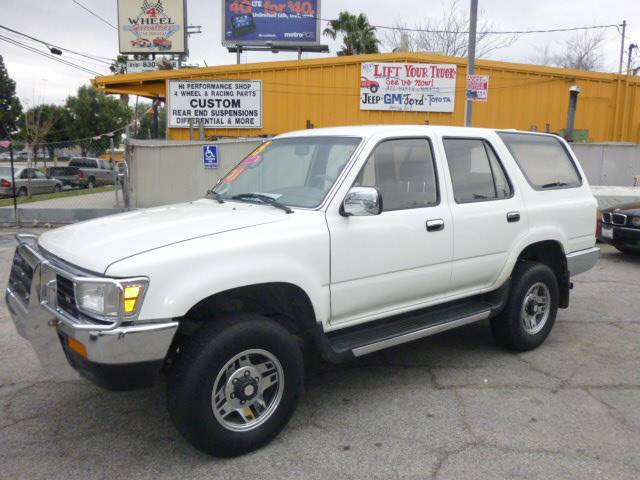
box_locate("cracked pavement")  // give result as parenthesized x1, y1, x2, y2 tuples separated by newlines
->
(0, 229, 638, 479)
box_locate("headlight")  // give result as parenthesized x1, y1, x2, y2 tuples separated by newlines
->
(75, 278, 148, 320)
(631, 216, 640, 228)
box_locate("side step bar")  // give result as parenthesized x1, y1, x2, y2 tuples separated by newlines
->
(351, 310, 490, 357)
(316, 284, 510, 363)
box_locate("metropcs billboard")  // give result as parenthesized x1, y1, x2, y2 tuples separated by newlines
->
(118, 0, 186, 54)
(222, 0, 321, 46)
(360, 62, 457, 113)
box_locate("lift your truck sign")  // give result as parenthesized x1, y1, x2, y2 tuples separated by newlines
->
(360, 62, 457, 113)
(168, 80, 262, 129)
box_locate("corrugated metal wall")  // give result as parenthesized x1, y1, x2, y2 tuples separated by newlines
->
(94, 52, 640, 142)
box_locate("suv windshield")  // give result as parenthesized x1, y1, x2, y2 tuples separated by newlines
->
(213, 136, 361, 208)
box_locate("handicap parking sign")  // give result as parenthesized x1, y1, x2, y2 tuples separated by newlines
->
(203, 144, 219, 169)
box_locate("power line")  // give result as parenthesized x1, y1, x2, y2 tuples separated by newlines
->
(0, 24, 114, 64)
(2, 32, 114, 69)
(0, 35, 103, 76)
(71, 0, 118, 30)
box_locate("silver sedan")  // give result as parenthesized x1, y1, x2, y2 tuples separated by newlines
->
(0, 166, 63, 197)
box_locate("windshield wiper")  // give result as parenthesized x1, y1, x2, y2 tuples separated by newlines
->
(541, 182, 569, 189)
(231, 193, 293, 214)
(205, 189, 225, 204)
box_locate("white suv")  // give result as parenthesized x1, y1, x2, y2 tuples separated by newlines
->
(6, 126, 599, 456)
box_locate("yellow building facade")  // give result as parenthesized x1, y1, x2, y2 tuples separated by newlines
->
(93, 52, 640, 142)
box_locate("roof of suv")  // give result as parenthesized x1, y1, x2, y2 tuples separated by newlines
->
(276, 125, 551, 139)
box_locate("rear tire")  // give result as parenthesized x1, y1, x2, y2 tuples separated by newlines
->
(167, 314, 304, 457)
(491, 261, 558, 351)
(17, 187, 27, 197)
(87, 177, 95, 189)
(53, 184, 61, 193)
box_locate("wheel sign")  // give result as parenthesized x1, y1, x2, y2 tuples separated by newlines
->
(203, 145, 219, 169)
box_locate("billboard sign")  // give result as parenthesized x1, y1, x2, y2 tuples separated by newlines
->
(126, 59, 180, 72)
(222, 0, 320, 46)
(360, 62, 457, 113)
(466, 74, 489, 102)
(167, 80, 262, 129)
(118, 0, 186, 54)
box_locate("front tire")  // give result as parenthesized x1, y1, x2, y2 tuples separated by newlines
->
(167, 314, 304, 457)
(491, 261, 558, 351)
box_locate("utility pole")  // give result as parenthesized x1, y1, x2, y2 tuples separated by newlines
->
(627, 43, 637, 75)
(465, 0, 478, 127)
(618, 20, 627, 74)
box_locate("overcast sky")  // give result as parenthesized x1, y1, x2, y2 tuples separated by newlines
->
(2, 0, 640, 106)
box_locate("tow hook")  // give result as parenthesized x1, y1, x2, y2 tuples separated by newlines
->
(47, 319, 61, 327)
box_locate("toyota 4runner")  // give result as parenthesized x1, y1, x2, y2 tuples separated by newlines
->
(6, 126, 599, 457)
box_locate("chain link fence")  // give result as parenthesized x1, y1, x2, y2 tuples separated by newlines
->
(0, 141, 130, 226)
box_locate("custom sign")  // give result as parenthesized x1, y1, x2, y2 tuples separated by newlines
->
(126, 59, 179, 72)
(360, 62, 457, 113)
(467, 74, 489, 102)
(222, 0, 321, 46)
(203, 145, 219, 169)
(168, 80, 262, 129)
(118, 0, 186, 54)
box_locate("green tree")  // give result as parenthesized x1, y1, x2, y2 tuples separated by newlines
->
(132, 101, 166, 139)
(39, 105, 71, 162)
(0, 54, 23, 139)
(323, 12, 380, 56)
(110, 54, 129, 74)
(66, 85, 131, 156)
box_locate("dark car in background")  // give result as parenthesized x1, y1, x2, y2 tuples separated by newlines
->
(47, 166, 87, 188)
(600, 202, 640, 253)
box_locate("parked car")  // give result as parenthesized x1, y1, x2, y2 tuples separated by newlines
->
(361, 76, 380, 93)
(7, 126, 599, 457)
(599, 202, 640, 253)
(0, 166, 62, 197)
(68, 157, 114, 188)
(47, 166, 87, 188)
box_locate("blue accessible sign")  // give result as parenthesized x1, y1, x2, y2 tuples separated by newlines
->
(203, 145, 219, 169)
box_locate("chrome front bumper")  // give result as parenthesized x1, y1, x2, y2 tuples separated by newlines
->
(6, 235, 178, 383)
(566, 246, 600, 277)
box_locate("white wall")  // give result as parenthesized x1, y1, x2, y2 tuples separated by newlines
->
(128, 139, 263, 208)
(571, 143, 640, 187)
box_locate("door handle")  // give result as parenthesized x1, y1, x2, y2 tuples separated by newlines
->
(426, 219, 445, 232)
(507, 211, 520, 223)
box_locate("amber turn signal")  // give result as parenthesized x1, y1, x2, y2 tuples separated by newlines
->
(68, 336, 87, 359)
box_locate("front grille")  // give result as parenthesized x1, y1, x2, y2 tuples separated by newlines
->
(8, 249, 34, 303)
(56, 275, 78, 317)
(602, 212, 612, 223)
(612, 213, 627, 225)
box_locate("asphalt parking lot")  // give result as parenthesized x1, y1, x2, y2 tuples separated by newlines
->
(0, 229, 638, 480)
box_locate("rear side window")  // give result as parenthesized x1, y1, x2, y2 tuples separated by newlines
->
(443, 138, 513, 203)
(498, 133, 581, 189)
(355, 138, 439, 211)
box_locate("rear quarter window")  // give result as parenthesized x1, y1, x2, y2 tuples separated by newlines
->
(497, 132, 582, 189)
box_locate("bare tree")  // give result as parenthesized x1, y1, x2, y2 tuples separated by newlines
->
(534, 30, 606, 71)
(382, 0, 517, 58)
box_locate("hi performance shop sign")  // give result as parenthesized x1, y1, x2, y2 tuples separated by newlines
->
(168, 80, 262, 129)
(360, 62, 457, 113)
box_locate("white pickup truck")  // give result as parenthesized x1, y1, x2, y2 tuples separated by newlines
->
(6, 125, 599, 457)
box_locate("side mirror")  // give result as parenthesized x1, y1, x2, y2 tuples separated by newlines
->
(342, 187, 382, 216)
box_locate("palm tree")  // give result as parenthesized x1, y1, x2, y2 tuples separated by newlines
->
(323, 12, 380, 56)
